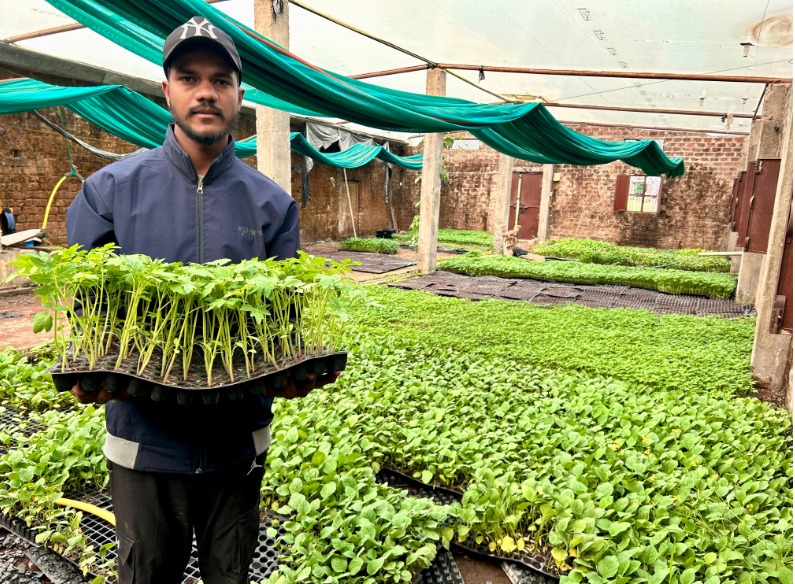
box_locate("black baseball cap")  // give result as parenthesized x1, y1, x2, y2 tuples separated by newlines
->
(163, 16, 243, 83)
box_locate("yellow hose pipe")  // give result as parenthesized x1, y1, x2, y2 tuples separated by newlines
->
(55, 497, 116, 527)
(41, 170, 84, 232)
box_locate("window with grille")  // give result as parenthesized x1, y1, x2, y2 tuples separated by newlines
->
(614, 174, 664, 213)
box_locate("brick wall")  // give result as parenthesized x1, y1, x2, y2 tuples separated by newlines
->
(290, 153, 410, 244)
(0, 109, 139, 244)
(552, 125, 747, 249)
(0, 102, 745, 251)
(0, 107, 411, 246)
(397, 132, 509, 233)
(402, 126, 747, 250)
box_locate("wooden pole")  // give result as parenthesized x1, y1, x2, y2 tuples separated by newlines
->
(417, 68, 446, 274)
(343, 168, 357, 238)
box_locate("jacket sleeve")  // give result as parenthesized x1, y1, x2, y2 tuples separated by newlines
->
(267, 197, 300, 261)
(66, 177, 116, 249)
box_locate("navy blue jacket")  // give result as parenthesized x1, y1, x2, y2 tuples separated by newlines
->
(66, 126, 299, 474)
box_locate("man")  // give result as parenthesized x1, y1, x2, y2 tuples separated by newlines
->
(66, 16, 335, 584)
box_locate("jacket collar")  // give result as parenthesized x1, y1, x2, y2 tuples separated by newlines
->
(162, 124, 237, 181)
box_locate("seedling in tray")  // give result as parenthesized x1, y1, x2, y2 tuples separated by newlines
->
(8, 244, 361, 401)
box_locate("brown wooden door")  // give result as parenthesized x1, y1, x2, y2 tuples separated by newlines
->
(509, 172, 542, 239)
(746, 159, 781, 253)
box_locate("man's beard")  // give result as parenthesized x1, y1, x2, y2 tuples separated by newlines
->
(170, 104, 238, 145)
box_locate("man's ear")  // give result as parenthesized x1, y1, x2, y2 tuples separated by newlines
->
(238, 87, 245, 111)
(162, 80, 171, 108)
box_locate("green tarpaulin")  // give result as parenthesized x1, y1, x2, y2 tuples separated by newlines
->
(43, 0, 685, 177)
(0, 78, 423, 170)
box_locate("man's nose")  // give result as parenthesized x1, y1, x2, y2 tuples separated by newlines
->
(194, 79, 218, 100)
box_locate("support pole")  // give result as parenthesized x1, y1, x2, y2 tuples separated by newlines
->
(417, 68, 446, 274)
(513, 174, 523, 227)
(254, 0, 292, 192)
(537, 164, 555, 242)
(490, 153, 514, 254)
(343, 168, 357, 238)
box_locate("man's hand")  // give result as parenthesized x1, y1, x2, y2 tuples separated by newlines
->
(70, 378, 129, 404)
(262, 370, 341, 399)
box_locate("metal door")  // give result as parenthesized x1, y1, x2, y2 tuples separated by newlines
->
(508, 172, 542, 240)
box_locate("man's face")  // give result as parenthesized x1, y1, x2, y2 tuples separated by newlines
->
(162, 48, 244, 146)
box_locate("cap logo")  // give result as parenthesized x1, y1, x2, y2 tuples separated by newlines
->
(179, 17, 218, 40)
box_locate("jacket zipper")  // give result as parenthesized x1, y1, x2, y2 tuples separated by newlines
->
(196, 177, 204, 264)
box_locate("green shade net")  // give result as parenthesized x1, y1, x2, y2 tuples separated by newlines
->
(43, 0, 685, 177)
(0, 78, 423, 169)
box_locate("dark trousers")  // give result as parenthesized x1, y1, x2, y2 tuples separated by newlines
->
(109, 454, 266, 584)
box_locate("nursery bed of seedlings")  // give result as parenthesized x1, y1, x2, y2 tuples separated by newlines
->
(0, 407, 45, 455)
(338, 238, 401, 255)
(437, 255, 737, 299)
(393, 229, 494, 253)
(3, 476, 466, 584)
(530, 239, 732, 273)
(392, 272, 750, 317)
(0, 278, 790, 584)
(376, 468, 560, 580)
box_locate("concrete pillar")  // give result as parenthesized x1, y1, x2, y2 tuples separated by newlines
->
(537, 164, 555, 242)
(736, 84, 788, 304)
(490, 153, 514, 253)
(736, 252, 767, 304)
(756, 84, 789, 159)
(417, 68, 446, 274)
(745, 121, 763, 163)
(254, 0, 292, 192)
(751, 84, 793, 407)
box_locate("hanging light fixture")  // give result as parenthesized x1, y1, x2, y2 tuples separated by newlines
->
(740, 42, 754, 57)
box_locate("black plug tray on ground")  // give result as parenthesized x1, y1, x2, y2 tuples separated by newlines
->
(48, 350, 348, 405)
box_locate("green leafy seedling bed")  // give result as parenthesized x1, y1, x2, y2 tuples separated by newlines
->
(379, 466, 560, 580)
(49, 349, 348, 405)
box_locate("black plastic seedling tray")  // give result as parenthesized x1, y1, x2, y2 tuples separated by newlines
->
(48, 350, 348, 405)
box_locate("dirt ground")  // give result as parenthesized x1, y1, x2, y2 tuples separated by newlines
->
(0, 288, 45, 351)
